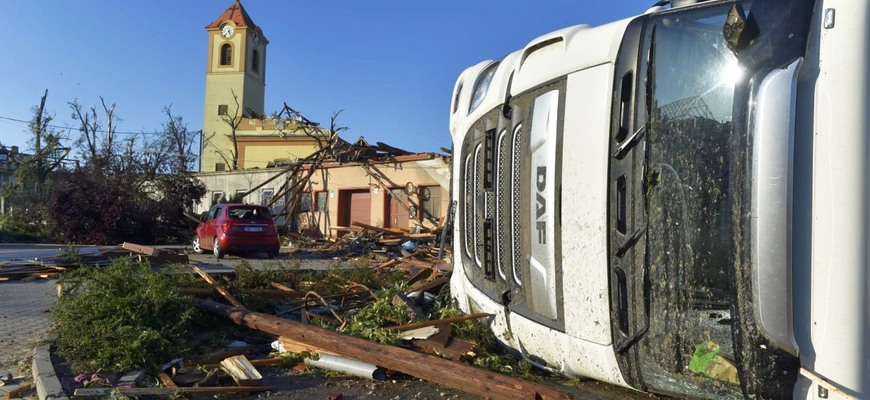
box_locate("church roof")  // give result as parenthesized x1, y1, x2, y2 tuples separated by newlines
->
(206, 0, 257, 29)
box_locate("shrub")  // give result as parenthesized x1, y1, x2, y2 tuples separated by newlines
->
(52, 258, 195, 372)
(0, 208, 49, 242)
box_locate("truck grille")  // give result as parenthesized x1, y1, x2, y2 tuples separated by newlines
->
(495, 130, 509, 280)
(461, 124, 524, 287)
(511, 125, 523, 285)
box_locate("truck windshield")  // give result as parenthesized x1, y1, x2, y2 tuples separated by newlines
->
(638, 3, 742, 398)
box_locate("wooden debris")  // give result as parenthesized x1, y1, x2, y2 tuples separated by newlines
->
(121, 242, 162, 257)
(352, 222, 404, 236)
(187, 346, 250, 366)
(4, 383, 32, 400)
(193, 368, 222, 387)
(270, 282, 294, 292)
(219, 355, 262, 386)
(396, 326, 440, 340)
(191, 298, 574, 400)
(190, 265, 245, 308)
(406, 276, 451, 294)
(391, 293, 425, 321)
(157, 372, 177, 388)
(278, 337, 340, 356)
(387, 312, 492, 332)
(412, 324, 478, 359)
(73, 386, 271, 397)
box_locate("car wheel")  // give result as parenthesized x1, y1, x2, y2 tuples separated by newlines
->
(213, 238, 225, 259)
(192, 236, 203, 254)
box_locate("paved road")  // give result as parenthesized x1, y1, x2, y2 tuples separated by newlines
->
(0, 279, 57, 391)
(0, 245, 66, 392)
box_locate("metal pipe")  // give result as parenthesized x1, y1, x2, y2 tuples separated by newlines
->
(304, 354, 385, 381)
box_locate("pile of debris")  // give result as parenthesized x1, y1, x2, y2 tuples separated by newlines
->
(48, 239, 572, 400)
(0, 242, 188, 282)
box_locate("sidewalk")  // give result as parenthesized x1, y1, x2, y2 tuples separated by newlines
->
(0, 279, 57, 398)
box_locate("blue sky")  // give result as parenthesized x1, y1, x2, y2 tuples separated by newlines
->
(0, 1, 653, 157)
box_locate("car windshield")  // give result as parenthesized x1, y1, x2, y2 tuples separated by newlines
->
(227, 206, 271, 220)
(637, 3, 742, 399)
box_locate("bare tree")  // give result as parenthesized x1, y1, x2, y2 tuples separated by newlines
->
(69, 97, 119, 170)
(10, 89, 70, 203)
(161, 106, 199, 173)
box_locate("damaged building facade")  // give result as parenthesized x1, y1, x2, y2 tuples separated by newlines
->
(195, 1, 450, 236)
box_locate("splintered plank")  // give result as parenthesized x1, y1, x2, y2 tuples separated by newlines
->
(386, 312, 492, 331)
(351, 222, 404, 236)
(157, 372, 177, 388)
(190, 265, 245, 308)
(121, 242, 163, 256)
(219, 355, 262, 386)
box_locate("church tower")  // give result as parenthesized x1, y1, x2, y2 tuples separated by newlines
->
(202, 0, 268, 172)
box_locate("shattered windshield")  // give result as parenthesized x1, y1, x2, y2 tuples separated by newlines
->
(638, 3, 743, 399)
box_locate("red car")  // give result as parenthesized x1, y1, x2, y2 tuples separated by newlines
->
(192, 204, 280, 259)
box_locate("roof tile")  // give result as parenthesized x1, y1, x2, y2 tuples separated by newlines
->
(206, 0, 257, 29)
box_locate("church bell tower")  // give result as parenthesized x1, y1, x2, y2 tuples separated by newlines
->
(201, 0, 268, 172)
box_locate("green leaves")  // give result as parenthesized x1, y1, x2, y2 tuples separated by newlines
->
(52, 258, 195, 372)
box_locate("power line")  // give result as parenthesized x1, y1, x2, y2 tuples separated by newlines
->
(0, 114, 162, 136)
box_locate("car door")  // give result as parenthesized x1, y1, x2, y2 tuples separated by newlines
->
(202, 205, 222, 248)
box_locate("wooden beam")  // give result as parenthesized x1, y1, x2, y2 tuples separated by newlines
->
(190, 298, 572, 400)
(121, 242, 162, 256)
(352, 222, 404, 236)
(4, 383, 32, 400)
(157, 372, 176, 388)
(387, 313, 493, 332)
(73, 386, 271, 397)
(190, 266, 245, 308)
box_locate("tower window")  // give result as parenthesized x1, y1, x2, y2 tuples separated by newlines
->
(252, 50, 259, 73)
(220, 43, 232, 66)
(218, 105, 228, 115)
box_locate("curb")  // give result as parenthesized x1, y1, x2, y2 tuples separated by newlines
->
(31, 345, 67, 400)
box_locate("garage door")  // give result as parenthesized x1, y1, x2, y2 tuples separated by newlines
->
(340, 190, 371, 227)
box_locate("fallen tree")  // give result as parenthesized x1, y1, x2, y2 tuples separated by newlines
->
(190, 297, 573, 400)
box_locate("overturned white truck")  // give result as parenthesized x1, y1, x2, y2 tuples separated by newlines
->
(448, 0, 868, 398)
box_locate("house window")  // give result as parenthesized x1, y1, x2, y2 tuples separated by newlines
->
(299, 193, 312, 212)
(212, 191, 225, 205)
(215, 163, 226, 171)
(252, 50, 259, 73)
(235, 189, 247, 203)
(220, 43, 232, 66)
(261, 188, 274, 206)
(418, 186, 441, 221)
(316, 192, 328, 212)
(218, 105, 228, 116)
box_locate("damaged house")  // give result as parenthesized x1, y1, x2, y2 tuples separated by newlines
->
(195, 137, 451, 238)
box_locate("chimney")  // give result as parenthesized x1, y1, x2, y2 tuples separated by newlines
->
(10, 146, 18, 154)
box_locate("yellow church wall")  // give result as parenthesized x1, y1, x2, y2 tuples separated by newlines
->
(239, 141, 321, 169)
